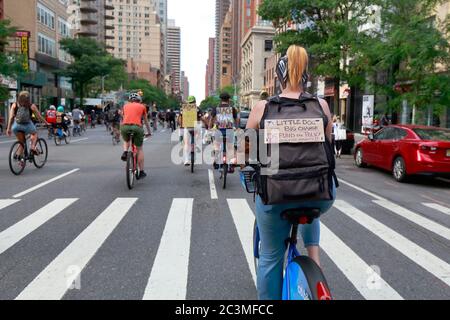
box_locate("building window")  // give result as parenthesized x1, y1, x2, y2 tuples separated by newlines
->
(37, 3, 55, 29)
(264, 40, 273, 52)
(38, 33, 56, 57)
(58, 18, 70, 37)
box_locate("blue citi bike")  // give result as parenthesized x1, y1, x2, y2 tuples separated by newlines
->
(240, 166, 332, 300)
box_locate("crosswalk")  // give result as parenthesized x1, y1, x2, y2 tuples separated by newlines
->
(0, 194, 449, 300)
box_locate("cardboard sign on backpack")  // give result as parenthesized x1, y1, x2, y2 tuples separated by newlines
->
(182, 103, 197, 128)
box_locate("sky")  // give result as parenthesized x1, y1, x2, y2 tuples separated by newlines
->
(168, 0, 215, 102)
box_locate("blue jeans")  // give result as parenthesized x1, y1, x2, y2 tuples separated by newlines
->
(255, 184, 336, 300)
(12, 121, 37, 135)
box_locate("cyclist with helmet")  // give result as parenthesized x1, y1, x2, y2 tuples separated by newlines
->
(120, 92, 152, 179)
(209, 92, 239, 169)
(46, 105, 57, 136)
(246, 45, 336, 300)
(6, 91, 48, 153)
(178, 96, 203, 166)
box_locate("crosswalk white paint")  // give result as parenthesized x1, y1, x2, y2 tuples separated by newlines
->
(16, 198, 137, 300)
(373, 200, 450, 241)
(334, 200, 450, 287)
(0, 199, 21, 211)
(13, 169, 80, 198)
(320, 223, 403, 300)
(227, 199, 257, 286)
(422, 203, 450, 216)
(143, 198, 193, 300)
(0, 199, 78, 255)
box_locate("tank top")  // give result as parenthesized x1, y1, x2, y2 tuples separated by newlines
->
(15, 104, 32, 124)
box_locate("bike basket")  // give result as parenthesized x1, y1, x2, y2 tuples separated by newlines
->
(240, 167, 256, 194)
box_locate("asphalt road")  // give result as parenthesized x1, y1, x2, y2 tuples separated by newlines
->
(0, 127, 449, 300)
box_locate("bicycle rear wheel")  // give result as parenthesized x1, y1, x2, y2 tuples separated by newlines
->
(190, 151, 194, 173)
(64, 130, 71, 144)
(126, 152, 135, 189)
(54, 134, 61, 146)
(33, 138, 48, 169)
(222, 164, 228, 189)
(9, 141, 26, 175)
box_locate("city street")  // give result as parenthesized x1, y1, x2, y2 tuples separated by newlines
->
(0, 127, 449, 300)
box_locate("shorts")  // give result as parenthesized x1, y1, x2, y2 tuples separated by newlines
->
(12, 122, 37, 135)
(121, 125, 144, 147)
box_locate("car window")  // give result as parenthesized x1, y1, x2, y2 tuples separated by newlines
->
(374, 128, 395, 140)
(393, 128, 408, 140)
(413, 128, 450, 141)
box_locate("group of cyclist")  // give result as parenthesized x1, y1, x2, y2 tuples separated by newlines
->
(5, 44, 336, 301)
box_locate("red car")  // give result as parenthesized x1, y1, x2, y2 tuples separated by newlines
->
(354, 125, 450, 182)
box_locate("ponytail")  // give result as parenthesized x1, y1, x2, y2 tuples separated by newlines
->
(287, 45, 308, 89)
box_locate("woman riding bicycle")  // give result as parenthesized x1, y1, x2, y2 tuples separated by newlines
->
(6, 91, 48, 153)
(246, 45, 336, 300)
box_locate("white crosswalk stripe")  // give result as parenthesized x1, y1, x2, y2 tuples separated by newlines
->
(0, 199, 78, 255)
(334, 200, 450, 287)
(227, 199, 257, 286)
(320, 223, 403, 300)
(373, 200, 450, 241)
(16, 198, 137, 300)
(0, 199, 21, 211)
(422, 203, 450, 216)
(143, 198, 193, 300)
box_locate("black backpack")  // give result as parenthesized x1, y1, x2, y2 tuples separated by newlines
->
(255, 93, 338, 205)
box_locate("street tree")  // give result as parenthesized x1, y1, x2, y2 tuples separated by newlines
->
(126, 79, 170, 108)
(59, 38, 124, 108)
(199, 96, 220, 111)
(361, 0, 450, 120)
(258, 0, 382, 112)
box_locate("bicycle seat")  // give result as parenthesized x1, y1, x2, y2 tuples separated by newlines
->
(281, 208, 321, 225)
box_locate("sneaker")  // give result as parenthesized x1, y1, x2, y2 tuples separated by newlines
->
(139, 171, 147, 179)
(121, 152, 128, 161)
(184, 160, 190, 166)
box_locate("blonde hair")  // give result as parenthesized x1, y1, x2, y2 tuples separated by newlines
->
(287, 45, 308, 88)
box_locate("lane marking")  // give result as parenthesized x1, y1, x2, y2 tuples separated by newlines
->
(0, 139, 15, 145)
(320, 223, 403, 300)
(0, 199, 21, 211)
(339, 179, 385, 201)
(143, 198, 193, 300)
(334, 200, 450, 287)
(16, 198, 137, 300)
(0, 199, 78, 255)
(71, 138, 89, 143)
(227, 199, 257, 286)
(13, 169, 80, 199)
(422, 203, 450, 217)
(373, 200, 450, 241)
(208, 169, 218, 200)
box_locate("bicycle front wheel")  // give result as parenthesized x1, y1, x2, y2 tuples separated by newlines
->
(222, 164, 228, 189)
(65, 130, 71, 144)
(126, 152, 135, 190)
(190, 152, 194, 173)
(9, 141, 26, 175)
(33, 138, 48, 169)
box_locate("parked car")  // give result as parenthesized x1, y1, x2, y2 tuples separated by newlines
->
(239, 111, 250, 129)
(354, 125, 450, 182)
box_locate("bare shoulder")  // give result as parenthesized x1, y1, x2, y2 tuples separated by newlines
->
(318, 98, 331, 116)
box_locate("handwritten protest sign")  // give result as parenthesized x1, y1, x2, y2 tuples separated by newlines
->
(264, 118, 325, 144)
(182, 103, 197, 128)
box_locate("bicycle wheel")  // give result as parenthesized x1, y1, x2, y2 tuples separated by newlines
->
(64, 130, 71, 144)
(126, 152, 135, 190)
(54, 134, 61, 146)
(33, 138, 48, 169)
(284, 256, 332, 300)
(190, 151, 194, 173)
(9, 141, 26, 175)
(112, 135, 118, 145)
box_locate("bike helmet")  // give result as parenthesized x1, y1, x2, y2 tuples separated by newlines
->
(57, 106, 64, 113)
(49, 105, 56, 110)
(129, 92, 142, 102)
(187, 96, 196, 104)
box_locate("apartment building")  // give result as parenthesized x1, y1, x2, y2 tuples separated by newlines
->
(205, 37, 215, 98)
(167, 19, 181, 95)
(219, 7, 232, 88)
(4, 0, 74, 107)
(215, 0, 231, 92)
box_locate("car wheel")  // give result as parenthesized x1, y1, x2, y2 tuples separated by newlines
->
(355, 148, 367, 168)
(393, 157, 408, 182)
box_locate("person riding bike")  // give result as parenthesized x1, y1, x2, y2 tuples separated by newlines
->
(46, 105, 57, 136)
(246, 45, 336, 300)
(55, 106, 70, 135)
(120, 93, 152, 179)
(151, 103, 158, 131)
(167, 109, 176, 132)
(209, 92, 239, 170)
(72, 105, 83, 134)
(178, 96, 203, 166)
(6, 91, 49, 153)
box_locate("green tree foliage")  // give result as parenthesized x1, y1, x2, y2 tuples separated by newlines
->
(259, 0, 381, 111)
(126, 78, 173, 108)
(0, 20, 26, 102)
(361, 0, 450, 113)
(88, 64, 128, 96)
(58, 37, 124, 107)
(199, 96, 220, 111)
